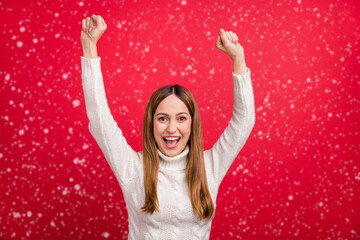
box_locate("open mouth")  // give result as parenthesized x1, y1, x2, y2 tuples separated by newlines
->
(163, 136, 181, 148)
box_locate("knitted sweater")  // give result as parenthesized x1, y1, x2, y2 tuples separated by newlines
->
(81, 56, 255, 240)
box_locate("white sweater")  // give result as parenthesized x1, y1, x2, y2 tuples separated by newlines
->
(81, 56, 255, 240)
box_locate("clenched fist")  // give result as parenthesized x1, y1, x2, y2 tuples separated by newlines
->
(80, 14, 107, 58)
(216, 29, 247, 75)
(215, 29, 245, 61)
(81, 14, 107, 45)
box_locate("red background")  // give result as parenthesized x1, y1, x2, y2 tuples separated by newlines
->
(1, 0, 360, 239)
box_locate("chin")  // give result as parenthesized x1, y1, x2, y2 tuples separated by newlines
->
(162, 148, 182, 157)
(160, 144, 187, 157)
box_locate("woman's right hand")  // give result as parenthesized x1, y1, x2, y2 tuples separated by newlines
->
(81, 14, 107, 58)
(81, 14, 107, 46)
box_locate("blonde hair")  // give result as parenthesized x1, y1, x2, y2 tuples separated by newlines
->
(141, 84, 214, 220)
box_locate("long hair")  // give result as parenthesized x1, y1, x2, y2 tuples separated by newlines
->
(141, 84, 214, 220)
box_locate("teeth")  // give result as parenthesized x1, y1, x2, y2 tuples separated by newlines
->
(164, 137, 181, 140)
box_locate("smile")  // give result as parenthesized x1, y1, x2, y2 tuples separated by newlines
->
(163, 136, 181, 149)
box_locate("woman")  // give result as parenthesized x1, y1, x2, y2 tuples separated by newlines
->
(81, 14, 255, 240)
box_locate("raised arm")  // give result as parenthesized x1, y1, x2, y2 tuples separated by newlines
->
(81, 15, 140, 187)
(204, 29, 255, 186)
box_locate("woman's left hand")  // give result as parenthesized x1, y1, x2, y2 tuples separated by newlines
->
(215, 29, 245, 62)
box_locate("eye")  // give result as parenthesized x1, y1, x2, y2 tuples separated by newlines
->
(158, 117, 167, 122)
(179, 116, 187, 121)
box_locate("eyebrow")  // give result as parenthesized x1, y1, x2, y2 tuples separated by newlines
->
(155, 112, 189, 116)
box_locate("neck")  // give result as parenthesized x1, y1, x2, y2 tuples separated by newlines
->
(158, 145, 189, 171)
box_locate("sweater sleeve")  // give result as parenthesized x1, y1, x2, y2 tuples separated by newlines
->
(204, 68, 255, 186)
(81, 56, 140, 187)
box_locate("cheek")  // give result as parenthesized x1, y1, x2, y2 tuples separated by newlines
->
(185, 122, 192, 137)
(153, 123, 159, 136)
(153, 122, 163, 139)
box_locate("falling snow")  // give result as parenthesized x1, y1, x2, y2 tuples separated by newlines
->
(72, 99, 80, 107)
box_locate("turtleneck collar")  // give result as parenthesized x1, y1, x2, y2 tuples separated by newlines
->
(157, 145, 189, 171)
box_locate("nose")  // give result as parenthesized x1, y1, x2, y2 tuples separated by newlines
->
(167, 119, 177, 133)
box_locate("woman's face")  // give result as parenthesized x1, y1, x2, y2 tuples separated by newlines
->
(153, 95, 192, 157)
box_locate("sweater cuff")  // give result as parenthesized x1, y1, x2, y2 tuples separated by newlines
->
(232, 67, 250, 80)
(232, 67, 251, 93)
(81, 56, 102, 77)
